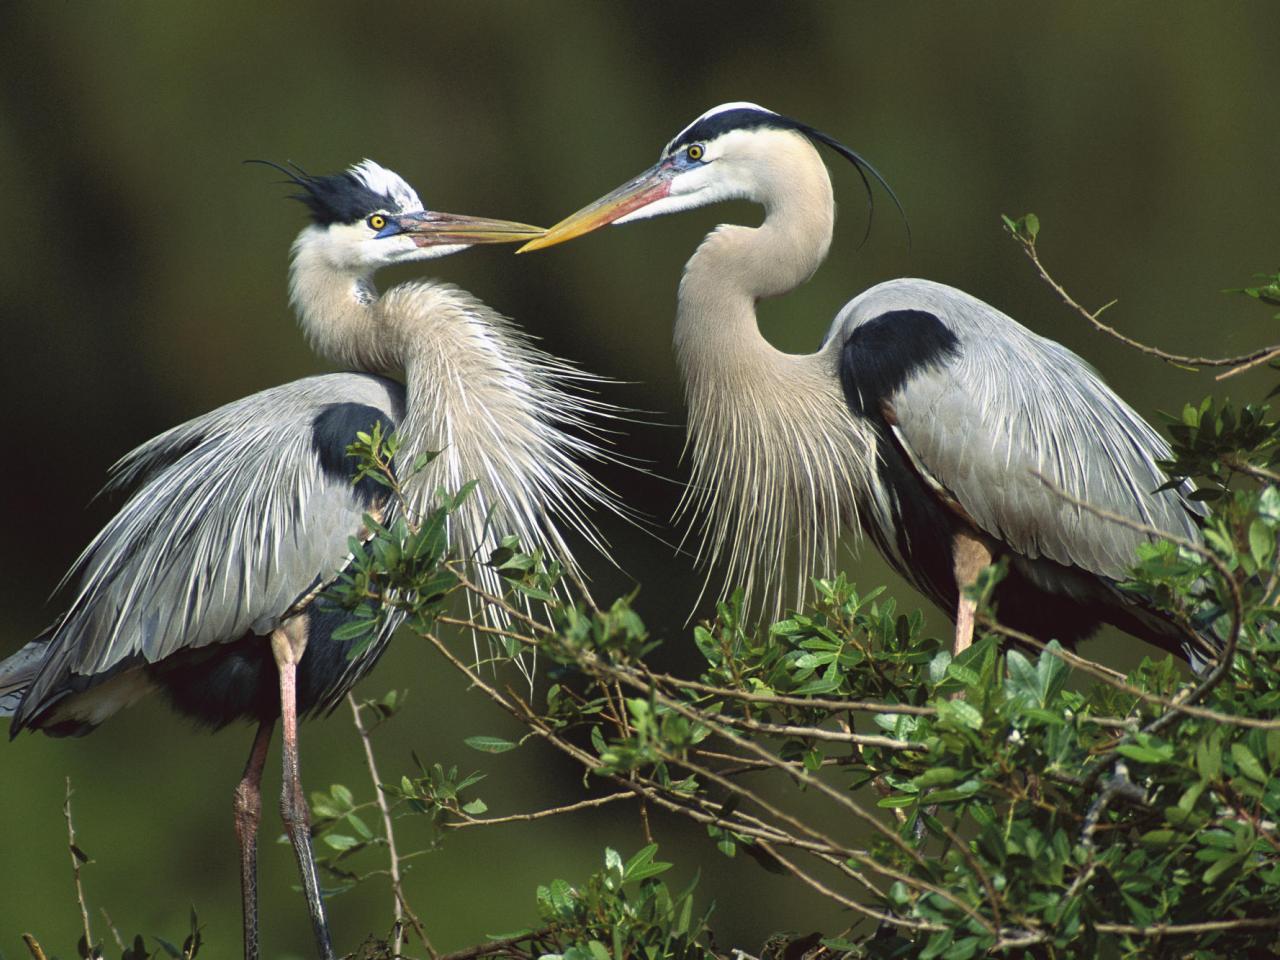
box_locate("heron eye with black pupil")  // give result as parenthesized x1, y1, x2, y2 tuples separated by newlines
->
(368, 214, 387, 230)
(687, 144, 704, 162)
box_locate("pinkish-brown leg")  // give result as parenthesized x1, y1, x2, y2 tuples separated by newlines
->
(272, 619, 336, 960)
(952, 529, 994, 656)
(233, 719, 275, 960)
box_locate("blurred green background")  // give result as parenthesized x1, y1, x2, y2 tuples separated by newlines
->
(1, 2, 1277, 957)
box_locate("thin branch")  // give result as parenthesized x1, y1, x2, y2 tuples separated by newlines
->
(980, 616, 1280, 730)
(1217, 346, 1280, 380)
(1009, 227, 1280, 375)
(21, 935, 50, 960)
(1094, 915, 1280, 936)
(348, 693, 435, 959)
(98, 908, 126, 951)
(420, 630, 951, 932)
(64, 778, 95, 956)
(643, 670, 937, 716)
(446, 791, 633, 828)
(435, 926, 554, 960)
(446, 565, 554, 635)
(935, 818, 1002, 933)
(705, 712, 924, 749)
(757, 841, 946, 933)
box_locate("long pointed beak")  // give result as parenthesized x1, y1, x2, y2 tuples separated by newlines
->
(518, 161, 673, 253)
(390, 211, 545, 247)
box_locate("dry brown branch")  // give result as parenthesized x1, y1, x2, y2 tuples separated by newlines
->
(63, 778, 94, 956)
(421, 628, 969, 935)
(1093, 915, 1280, 936)
(446, 791, 633, 828)
(1010, 227, 1280, 377)
(707, 712, 925, 749)
(348, 693, 435, 959)
(98, 908, 126, 952)
(643, 670, 937, 716)
(603, 667, 998, 932)
(21, 934, 50, 960)
(758, 842, 946, 933)
(435, 926, 554, 960)
(979, 616, 1279, 730)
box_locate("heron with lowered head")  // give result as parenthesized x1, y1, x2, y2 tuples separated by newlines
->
(0, 160, 623, 960)
(522, 102, 1213, 666)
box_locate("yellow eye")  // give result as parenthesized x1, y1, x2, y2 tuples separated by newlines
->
(368, 214, 387, 230)
(686, 144, 704, 162)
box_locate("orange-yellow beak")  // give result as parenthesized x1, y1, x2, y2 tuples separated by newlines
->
(518, 162, 672, 253)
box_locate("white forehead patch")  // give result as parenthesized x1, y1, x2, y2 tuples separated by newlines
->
(350, 159, 424, 214)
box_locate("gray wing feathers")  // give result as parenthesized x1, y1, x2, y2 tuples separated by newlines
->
(0, 635, 52, 715)
(833, 279, 1200, 579)
(22, 374, 402, 716)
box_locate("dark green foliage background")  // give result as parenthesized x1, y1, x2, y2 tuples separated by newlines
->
(0, 3, 1276, 957)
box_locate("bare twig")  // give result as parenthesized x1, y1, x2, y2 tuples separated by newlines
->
(980, 616, 1280, 730)
(64, 778, 95, 957)
(1009, 227, 1280, 377)
(21, 935, 50, 960)
(1094, 915, 1280, 936)
(643, 670, 937, 716)
(348, 693, 435, 959)
(99, 908, 126, 951)
(757, 842, 946, 933)
(706, 712, 925, 750)
(447, 791, 633, 828)
(435, 926, 554, 960)
(420, 630, 960, 933)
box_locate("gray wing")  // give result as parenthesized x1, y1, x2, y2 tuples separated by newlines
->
(831, 278, 1202, 579)
(18, 373, 405, 722)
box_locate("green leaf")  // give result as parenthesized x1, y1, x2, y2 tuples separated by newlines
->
(1202, 851, 1245, 885)
(464, 735, 518, 754)
(913, 767, 963, 789)
(938, 698, 984, 731)
(1232, 742, 1267, 782)
(330, 783, 354, 807)
(323, 833, 359, 851)
(330, 617, 374, 642)
(1249, 519, 1275, 567)
(461, 798, 488, 815)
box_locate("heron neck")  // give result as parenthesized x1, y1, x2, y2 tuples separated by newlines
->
(669, 152, 873, 616)
(673, 157, 834, 378)
(288, 245, 393, 373)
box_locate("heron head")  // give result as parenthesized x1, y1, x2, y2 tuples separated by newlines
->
(520, 102, 905, 252)
(254, 159, 542, 270)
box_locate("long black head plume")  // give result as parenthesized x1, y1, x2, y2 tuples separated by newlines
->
(244, 159, 406, 226)
(668, 105, 911, 249)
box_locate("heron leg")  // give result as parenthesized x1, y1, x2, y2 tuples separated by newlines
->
(952, 529, 994, 657)
(233, 718, 275, 960)
(271, 619, 337, 960)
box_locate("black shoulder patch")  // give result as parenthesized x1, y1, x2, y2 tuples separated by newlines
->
(311, 402, 398, 506)
(838, 310, 960, 419)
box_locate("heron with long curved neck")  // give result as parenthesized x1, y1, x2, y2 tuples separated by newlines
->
(0, 160, 622, 960)
(523, 102, 1212, 665)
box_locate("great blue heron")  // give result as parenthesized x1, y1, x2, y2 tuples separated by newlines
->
(0, 160, 621, 960)
(522, 102, 1212, 664)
